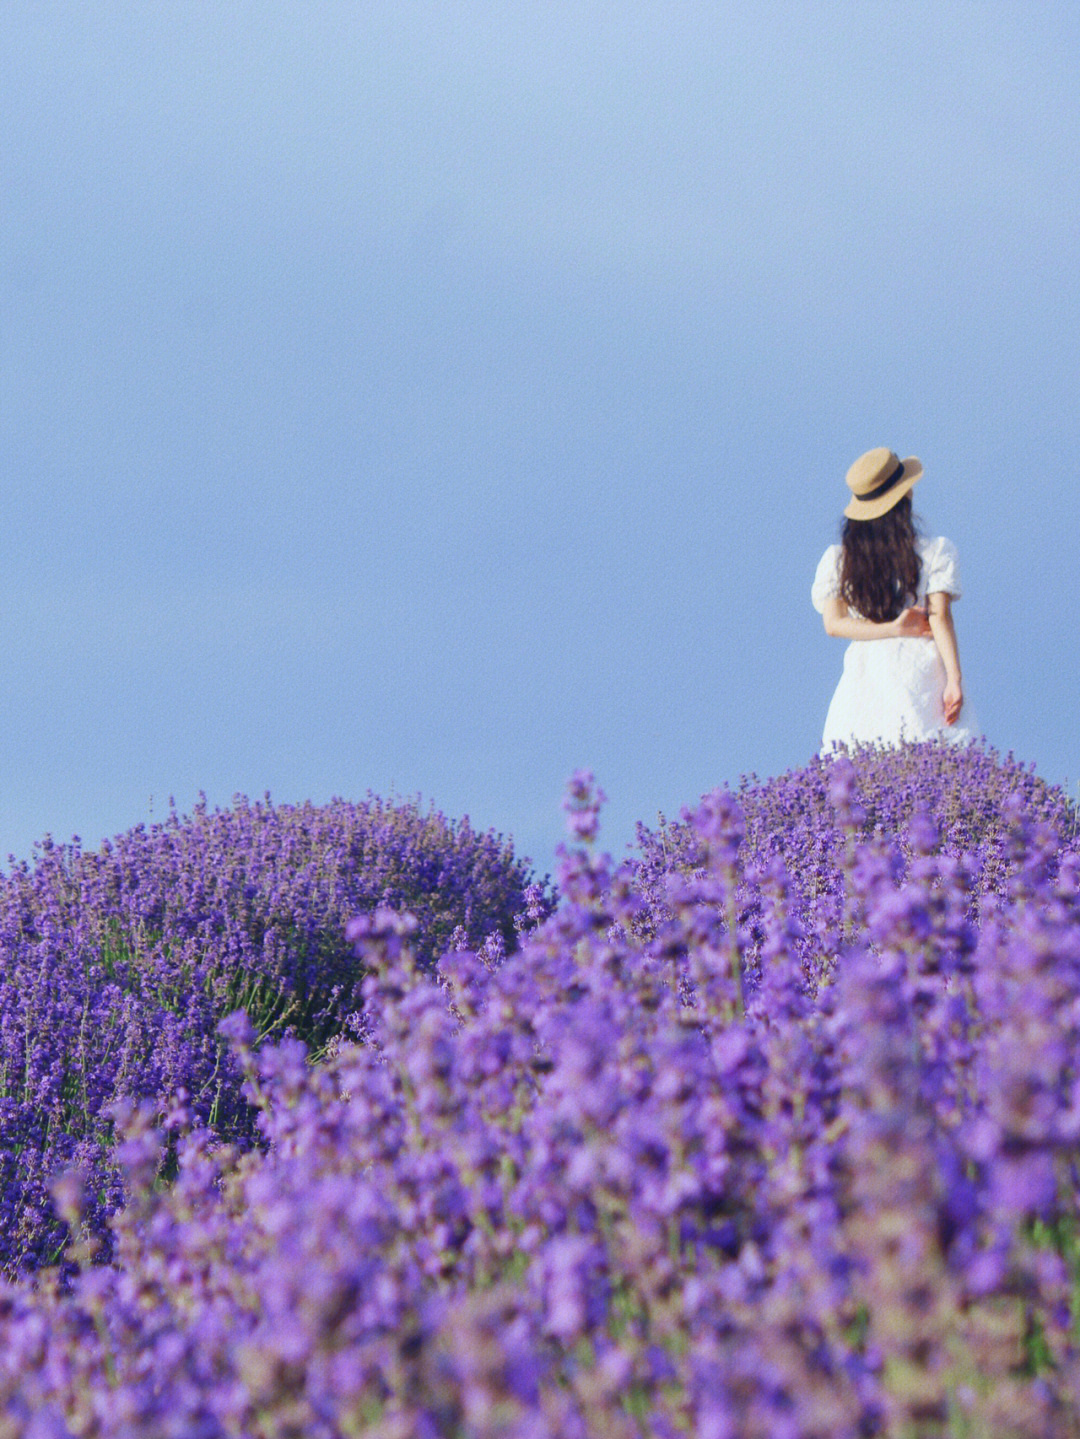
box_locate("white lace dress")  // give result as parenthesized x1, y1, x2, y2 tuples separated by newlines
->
(811, 535, 980, 752)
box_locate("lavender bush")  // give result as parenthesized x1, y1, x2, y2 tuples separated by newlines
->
(5, 746, 1080, 1435)
(0, 793, 546, 1275)
(633, 741, 1077, 991)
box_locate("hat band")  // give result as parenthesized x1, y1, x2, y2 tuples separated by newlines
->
(858, 460, 906, 504)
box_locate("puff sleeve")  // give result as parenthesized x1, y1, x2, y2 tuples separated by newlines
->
(811, 545, 842, 614)
(923, 536, 962, 598)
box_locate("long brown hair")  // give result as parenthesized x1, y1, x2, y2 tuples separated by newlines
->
(839, 493, 921, 623)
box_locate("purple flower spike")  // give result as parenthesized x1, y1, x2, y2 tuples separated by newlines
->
(561, 769, 607, 845)
(690, 789, 746, 870)
(218, 1010, 256, 1048)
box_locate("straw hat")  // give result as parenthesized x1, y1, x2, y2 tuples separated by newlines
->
(844, 447, 923, 521)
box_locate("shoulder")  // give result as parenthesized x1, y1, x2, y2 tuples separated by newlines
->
(811, 544, 842, 612)
(919, 535, 962, 596)
(917, 534, 958, 561)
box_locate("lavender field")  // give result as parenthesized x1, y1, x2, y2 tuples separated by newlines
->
(5, 744, 1080, 1436)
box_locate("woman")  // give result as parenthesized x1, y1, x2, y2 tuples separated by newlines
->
(811, 446, 978, 752)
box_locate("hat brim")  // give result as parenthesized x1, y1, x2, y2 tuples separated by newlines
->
(843, 457, 923, 521)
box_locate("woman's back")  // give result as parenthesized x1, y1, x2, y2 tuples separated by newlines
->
(812, 534, 960, 620)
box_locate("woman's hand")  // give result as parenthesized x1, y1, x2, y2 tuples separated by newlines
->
(943, 678, 963, 725)
(892, 607, 932, 639)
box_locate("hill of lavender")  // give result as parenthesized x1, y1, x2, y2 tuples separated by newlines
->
(4, 743, 1080, 1437)
(0, 793, 548, 1275)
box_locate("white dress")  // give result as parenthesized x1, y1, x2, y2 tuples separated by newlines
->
(811, 535, 980, 752)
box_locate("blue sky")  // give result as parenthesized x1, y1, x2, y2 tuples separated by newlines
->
(2, 1, 1078, 879)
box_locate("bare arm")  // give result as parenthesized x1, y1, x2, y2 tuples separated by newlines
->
(927, 592, 963, 724)
(822, 596, 933, 642)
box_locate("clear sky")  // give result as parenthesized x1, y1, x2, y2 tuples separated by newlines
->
(2, 1, 1078, 880)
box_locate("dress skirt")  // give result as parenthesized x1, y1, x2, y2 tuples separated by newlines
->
(821, 636, 980, 752)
